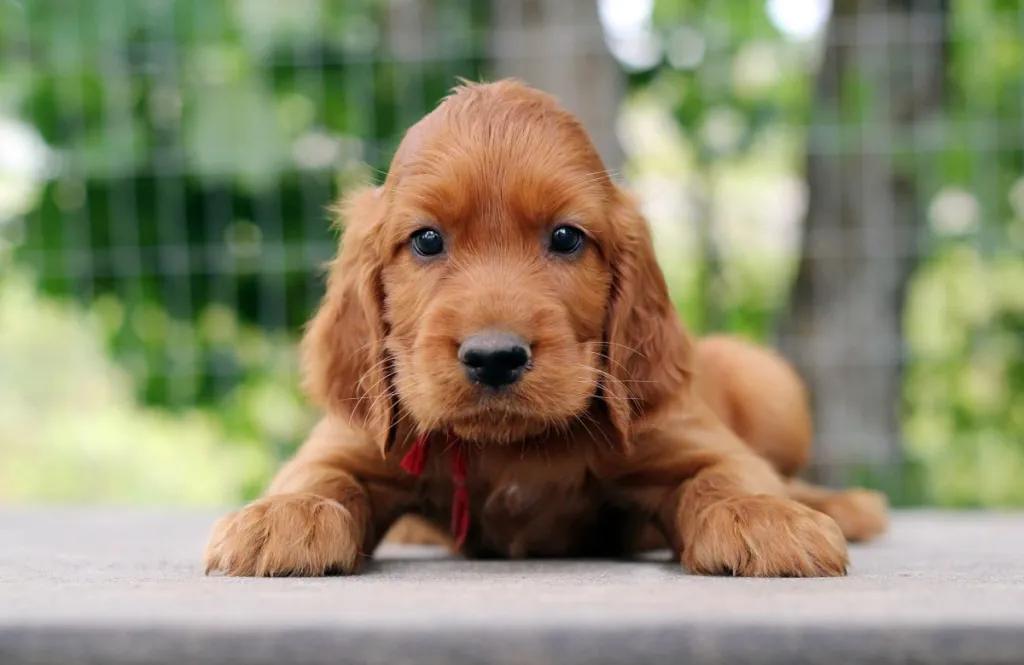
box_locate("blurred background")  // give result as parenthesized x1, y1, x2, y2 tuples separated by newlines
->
(0, 0, 1021, 509)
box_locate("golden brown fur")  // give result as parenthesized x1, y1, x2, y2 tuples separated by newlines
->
(204, 80, 888, 578)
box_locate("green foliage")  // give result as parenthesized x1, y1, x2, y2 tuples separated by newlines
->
(904, 246, 1024, 506)
(897, 0, 1024, 506)
(0, 0, 490, 503)
(635, 0, 1024, 506)
(622, 0, 813, 330)
(647, 0, 808, 164)
(0, 269, 288, 504)
(2, 0, 489, 417)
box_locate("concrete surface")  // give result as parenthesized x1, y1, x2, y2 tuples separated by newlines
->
(1, 508, 1023, 665)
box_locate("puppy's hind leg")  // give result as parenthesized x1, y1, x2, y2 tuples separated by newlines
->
(787, 478, 889, 543)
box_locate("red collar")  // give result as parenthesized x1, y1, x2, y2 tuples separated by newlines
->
(399, 431, 470, 550)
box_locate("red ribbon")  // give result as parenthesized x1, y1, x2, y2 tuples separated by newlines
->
(399, 432, 429, 476)
(400, 431, 471, 550)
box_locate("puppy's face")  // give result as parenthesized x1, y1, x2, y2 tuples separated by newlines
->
(303, 81, 687, 454)
(378, 87, 615, 442)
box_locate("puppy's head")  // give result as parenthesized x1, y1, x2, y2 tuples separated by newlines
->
(303, 80, 690, 453)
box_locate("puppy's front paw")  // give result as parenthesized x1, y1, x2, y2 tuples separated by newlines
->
(683, 495, 849, 577)
(204, 493, 363, 577)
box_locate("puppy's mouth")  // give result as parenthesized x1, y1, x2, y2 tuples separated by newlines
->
(444, 390, 553, 441)
(449, 390, 537, 422)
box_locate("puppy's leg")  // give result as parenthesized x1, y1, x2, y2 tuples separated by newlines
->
(605, 402, 848, 578)
(204, 419, 415, 577)
(787, 478, 889, 543)
(384, 515, 454, 548)
(673, 455, 848, 576)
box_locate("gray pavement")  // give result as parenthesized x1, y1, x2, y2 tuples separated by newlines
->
(1, 507, 1023, 664)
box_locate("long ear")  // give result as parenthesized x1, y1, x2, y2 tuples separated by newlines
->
(300, 186, 395, 455)
(602, 185, 693, 452)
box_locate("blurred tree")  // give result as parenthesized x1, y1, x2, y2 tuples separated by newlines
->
(778, 0, 949, 487)
(491, 0, 625, 173)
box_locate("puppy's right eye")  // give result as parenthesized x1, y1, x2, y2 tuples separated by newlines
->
(549, 224, 585, 255)
(411, 228, 445, 258)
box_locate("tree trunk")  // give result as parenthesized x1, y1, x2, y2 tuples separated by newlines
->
(778, 0, 948, 489)
(490, 0, 625, 174)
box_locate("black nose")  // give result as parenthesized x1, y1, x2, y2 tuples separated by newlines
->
(458, 331, 531, 388)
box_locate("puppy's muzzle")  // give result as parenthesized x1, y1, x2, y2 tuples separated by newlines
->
(458, 331, 531, 389)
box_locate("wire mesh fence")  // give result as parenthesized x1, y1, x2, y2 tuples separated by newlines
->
(1, 0, 1021, 507)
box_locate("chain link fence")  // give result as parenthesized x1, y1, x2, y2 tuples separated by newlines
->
(1, 0, 1021, 507)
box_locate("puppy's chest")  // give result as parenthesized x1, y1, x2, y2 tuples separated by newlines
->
(421, 447, 639, 559)
(476, 475, 610, 559)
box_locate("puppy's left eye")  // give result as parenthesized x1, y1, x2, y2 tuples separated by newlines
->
(549, 225, 585, 255)
(411, 228, 445, 258)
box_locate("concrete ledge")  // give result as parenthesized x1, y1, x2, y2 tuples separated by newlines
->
(1, 508, 1023, 664)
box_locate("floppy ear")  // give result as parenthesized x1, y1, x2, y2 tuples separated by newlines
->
(602, 185, 693, 452)
(301, 186, 396, 455)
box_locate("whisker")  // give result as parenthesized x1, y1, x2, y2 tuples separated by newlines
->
(583, 364, 660, 387)
(571, 411, 598, 446)
(596, 352, 630, 375)
(602, 341, 652, 361)
(575, 409, 616, 453)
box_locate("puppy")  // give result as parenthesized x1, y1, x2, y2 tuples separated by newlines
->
(204, 79, 887, 578)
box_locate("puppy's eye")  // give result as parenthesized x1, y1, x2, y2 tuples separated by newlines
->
(411, 228, 445, 258)
(549, 225, 585, 255)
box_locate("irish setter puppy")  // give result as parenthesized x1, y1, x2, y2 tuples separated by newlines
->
(204, 79, 887, 578)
